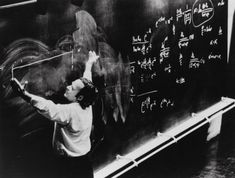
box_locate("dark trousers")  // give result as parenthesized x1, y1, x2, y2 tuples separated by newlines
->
(4, 151, 93, 178)
(53, 154, 94, 178)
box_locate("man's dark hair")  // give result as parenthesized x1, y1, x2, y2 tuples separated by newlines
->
(76, 77, 97, 109)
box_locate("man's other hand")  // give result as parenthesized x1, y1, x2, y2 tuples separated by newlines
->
(10, 78, 31, 102)
(88, 51, 99, 65)
(10, 78, 25, 97)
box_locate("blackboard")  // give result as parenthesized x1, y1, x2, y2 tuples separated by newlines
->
(87, 0, 228, 171)
(127, 0, 227, 130)
(0, 0, 228, 176)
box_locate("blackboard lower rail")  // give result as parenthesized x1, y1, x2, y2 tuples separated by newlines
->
(94, 97, 235, 178)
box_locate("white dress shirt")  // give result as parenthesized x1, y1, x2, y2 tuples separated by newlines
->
(30, 95, 92, 157)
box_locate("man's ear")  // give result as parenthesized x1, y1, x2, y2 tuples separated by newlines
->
(77, 95, 84, 101)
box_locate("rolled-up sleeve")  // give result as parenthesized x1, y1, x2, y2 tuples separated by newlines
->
(30, 94, 70, 125)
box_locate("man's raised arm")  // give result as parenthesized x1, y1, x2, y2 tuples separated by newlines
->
(83, 51, 99, 81)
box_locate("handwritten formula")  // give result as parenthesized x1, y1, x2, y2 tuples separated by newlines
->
(129, 0, 226, 117)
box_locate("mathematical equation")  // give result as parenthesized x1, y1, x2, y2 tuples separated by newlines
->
(140, 96, 157, 114)
(154, 0, 225, 30)
(129, 0, 226, 112)
(131, 50, 220, 83)
(160, 37, 170, 64)
(189, 52, 205, 69)
(192, 0, 215, 27)
(208, 53, 221, 60)
(155, 16, 173, 28)
(176, 4, 192, 25)
(137, 57, 157, 70)
(178, 32, 194, 49)
(132, 28, 152, 55)
(130, 90, 175, 113)
(139, 95, 174, 114)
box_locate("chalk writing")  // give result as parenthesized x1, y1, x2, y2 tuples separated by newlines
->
(176, 8, 183, 21)
(133, 36, 142, 44)
(132, 28, 152, 55)
(189, 58, 205, 69)
(192, 0, 214, 27)
(130, 95, 135, 103)
(194, 2, 213, 17)
(210, 39, 218, 46)
(146, 43, 152, 54)
(132, 28, 151, 44)
(141, 96, 157, 113)
(135, 90, 159, 113)
(132, 44, 149, 55)
(176, 5, 192, 25)
(201, 25, 212, 36)
(173, 24, 176, 35)
(208, 53, 221, 60)
(179, 53, 183, 66)
(218, 0, 225, 6)
(138, 57, 157, 70)
(176, 77, 186, 84)
(189, 52, 205, 69)
(151, 72, 157, 79)
(218, 26, 223, 35)
(184, 6, 192, 25)
(140, 73, 157, 83)
(155, 17, 165, 28)
(155, 17, 173, 28)
(160, 47, 170, 59)
(164, 64, 172, 73)
(137, 90, 158, 97)
(130, 86, 134, 94)
(160, 37, 170, 64)
(130, 86, 135, 103)
(130, 61, 136, 74)
(178, 32, 194, 48)
(128, 0, 226, 120)
(160, 98, 174, 108)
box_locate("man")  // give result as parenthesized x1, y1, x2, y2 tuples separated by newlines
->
(11, 51, 99, 178)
